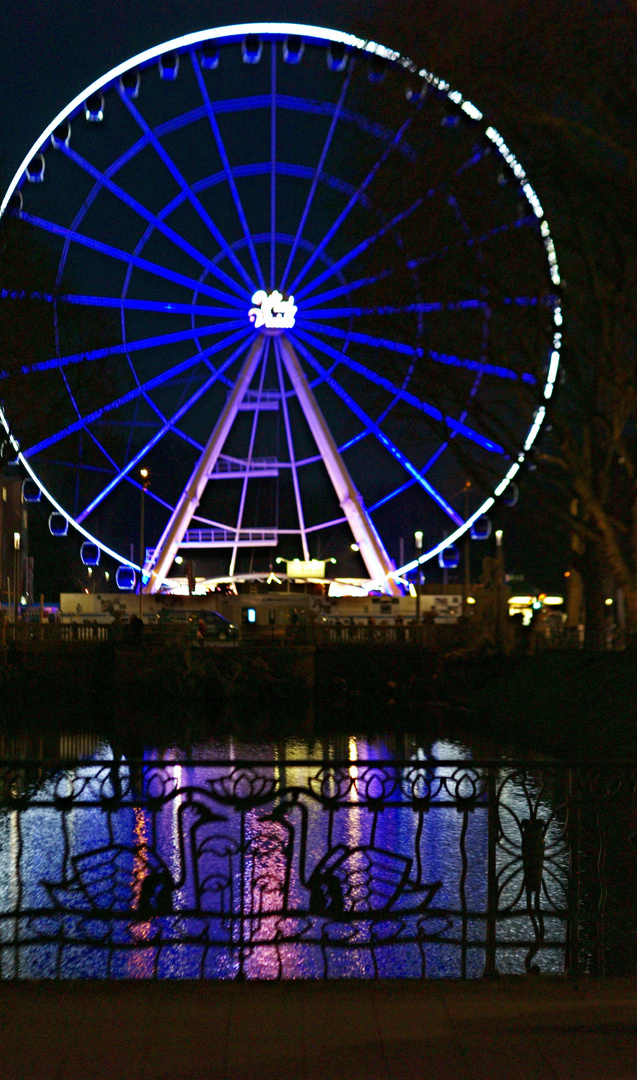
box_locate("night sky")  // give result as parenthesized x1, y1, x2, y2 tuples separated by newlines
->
(0, 0, 570, 595)
(0, 0, 383, 196)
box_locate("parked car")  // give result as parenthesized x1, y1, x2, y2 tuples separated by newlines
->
(156, 609, 239, 641)
(195, 611, 239, 641)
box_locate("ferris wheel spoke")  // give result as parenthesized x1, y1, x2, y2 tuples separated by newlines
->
(299, 270, 394, 308)
(119, 91, 255, 298)
(292, 326, 505, 455)
(294, 199, 423, 303)
(300, 299, 484, 316)
(407, 215, 538, 270)
(274, 338, 310, 561)
(15, 209, 247, 308)
(300, 295, 550, 321)
(368, 444, 450, 513)
(23, 328, 253, 461)
(280, 60, 354, 291)
(0, 290, 248, 319)
(58, 142, 246, 293)
(288, 332, 464, 527)
(69, 442, 176, 517)
(427, 351, 536, 384)
(190, 50, 266, 291)
(9, 318, 247, 380)
(287, 114, 415, 295)
(75, 333, 257, 525)
(270, 43, 277, 291)
(294, 318, 532, 386)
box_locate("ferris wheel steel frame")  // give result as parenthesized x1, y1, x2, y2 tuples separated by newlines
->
(0, 22, 562, 593)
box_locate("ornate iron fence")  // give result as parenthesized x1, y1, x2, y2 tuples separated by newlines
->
(0, 758, 636, 979)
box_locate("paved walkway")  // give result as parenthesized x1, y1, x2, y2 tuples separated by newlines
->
(1, 977, 637, 1080)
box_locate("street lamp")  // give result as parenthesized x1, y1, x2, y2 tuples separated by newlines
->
(414, 531, 423, 625)
(13, 531, 20, 624)
(494, 529, 505, 647)
(139, 468, 149, 618)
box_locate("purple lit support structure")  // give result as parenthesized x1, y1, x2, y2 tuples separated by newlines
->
(145, 336, 266, 592)
(277, 335, 400, 596)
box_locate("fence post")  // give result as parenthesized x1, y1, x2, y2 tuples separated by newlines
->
(565, 766, 581, 976)
(484, 765, 498, 977)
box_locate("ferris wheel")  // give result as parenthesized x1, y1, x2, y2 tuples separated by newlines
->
(0, 22, 561, 594)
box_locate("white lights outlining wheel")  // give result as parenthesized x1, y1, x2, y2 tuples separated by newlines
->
(0, 22, 561, 593)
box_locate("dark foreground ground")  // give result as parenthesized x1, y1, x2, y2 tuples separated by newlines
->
(2, 977, 637, 1080)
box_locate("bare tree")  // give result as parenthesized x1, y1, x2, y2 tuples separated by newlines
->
(360, 0, 637, 637)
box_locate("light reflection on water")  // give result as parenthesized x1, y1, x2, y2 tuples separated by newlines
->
(0, 733, 568, 980)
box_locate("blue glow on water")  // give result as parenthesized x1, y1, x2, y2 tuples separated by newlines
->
(0, 734, 568, 982)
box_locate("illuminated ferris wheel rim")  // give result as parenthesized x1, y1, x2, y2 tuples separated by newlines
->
(0, 21, 563, 587)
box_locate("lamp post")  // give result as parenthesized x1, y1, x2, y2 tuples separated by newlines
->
(414, 530, 423, 626)
(139, 468, 149, 619)
(13, 531, 20, 624)
(495, 528, 505, 648)
(463, 481, 471, 617)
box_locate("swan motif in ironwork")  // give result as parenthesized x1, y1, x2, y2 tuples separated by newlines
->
(43, 801, 231, 918)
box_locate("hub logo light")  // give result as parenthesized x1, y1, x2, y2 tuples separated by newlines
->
(248, 290, 297, 331)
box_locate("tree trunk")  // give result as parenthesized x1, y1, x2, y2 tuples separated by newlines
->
(565, 566, 583, 644)
(581, 546, 606, 650)
(622, 586, 637, 651)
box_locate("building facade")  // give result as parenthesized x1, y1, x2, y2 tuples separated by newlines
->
(0, 475, 28, 618)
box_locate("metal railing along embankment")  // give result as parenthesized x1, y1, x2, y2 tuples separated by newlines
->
(0, 758, 635, 980)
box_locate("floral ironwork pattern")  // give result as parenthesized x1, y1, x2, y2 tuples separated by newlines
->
(0, 759, 635, 979)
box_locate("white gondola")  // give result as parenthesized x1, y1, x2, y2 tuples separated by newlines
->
(81, 542, 101, 567)
(25, 154, 45, 182)
(116, 566, 136, 591)
(22, 478, 41, 502)
(438, 544, 460, 569)
(159, 53, 179, 80)
(50, 121, 71, 149)
(283, 35, 304, 64)
(49, 513, 69, 537)
(119, 69, 140, 98)
(327, 41, 347, 71)
(84, 93, 104, 122)
(200, 44, 219, 70)
(368, 54, 387, 84)
(242, 34, 262, 64)
(470, 515, 492, 541)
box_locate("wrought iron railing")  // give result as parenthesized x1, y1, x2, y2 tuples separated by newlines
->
(0, 620, 454, 647)
(0, 758, 635, 980)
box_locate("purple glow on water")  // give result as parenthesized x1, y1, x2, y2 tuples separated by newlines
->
(0, 735, 568, 981)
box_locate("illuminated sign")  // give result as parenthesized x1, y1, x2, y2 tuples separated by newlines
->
(286, 559, 325, 579)
(249, 290, 297, 331)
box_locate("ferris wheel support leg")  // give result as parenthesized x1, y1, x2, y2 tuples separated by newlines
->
(144, 336, 265, 593)
(278, 335, 400, 597)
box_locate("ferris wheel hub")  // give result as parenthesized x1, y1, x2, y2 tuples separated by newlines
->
(248, 289, 297, 335)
